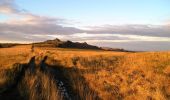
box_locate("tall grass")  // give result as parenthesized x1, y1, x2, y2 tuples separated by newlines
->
(0, 63, 23, 93)
(19, 69, 62, 100)
(1, 46, 170, 100)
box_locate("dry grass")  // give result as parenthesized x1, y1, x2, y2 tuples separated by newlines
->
(0, 45, 170, 100)
(0, 63, 23, 92)
(0, 45, 32, 69)
(19, 69, 62, 100)
(80, 52, 170, 100)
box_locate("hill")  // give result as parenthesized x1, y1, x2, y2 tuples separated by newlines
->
(0, 43, 18, 48)
(34, 38, 100, 50)
(0, 38, 130, 52)
(34, 38, 129, 51)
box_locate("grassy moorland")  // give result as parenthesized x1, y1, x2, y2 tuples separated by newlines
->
(0, 45, 170, 100)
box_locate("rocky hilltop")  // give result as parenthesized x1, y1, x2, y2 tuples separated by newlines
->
(34, 38, 101, 50)
(33, 38, 131, 52)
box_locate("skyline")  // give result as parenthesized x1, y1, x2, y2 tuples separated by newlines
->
(0, 0, 170, 51)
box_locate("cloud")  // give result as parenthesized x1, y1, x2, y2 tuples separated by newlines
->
(86, 24, 170, 37)
(71, 33, 170, 42)
(1, 16, 170, 43)
(0, 0, 83, 41)
(91, 41, 170, 51)
(0, 14, 84, 42)
(0, 0, 23, 14)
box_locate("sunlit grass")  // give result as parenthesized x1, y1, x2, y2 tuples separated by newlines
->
(0, 45, 170, 100)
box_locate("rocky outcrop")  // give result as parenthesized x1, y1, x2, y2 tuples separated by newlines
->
(35, 38, 101, 50)
(58, 40, 100, 49)
(34, 38, 131, 52)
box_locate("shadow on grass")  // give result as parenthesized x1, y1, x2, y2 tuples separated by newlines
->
(0, 55, 100, 100)
(46, 63, 101, 100)
(0, 56, 36, 100)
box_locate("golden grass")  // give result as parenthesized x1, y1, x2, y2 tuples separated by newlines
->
(0, 45, 32, 69)
(83, 53, 170, 100)
(0, 45, 170, 100)
(19, 70, 62, 100)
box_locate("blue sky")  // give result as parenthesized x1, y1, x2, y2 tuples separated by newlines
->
(0, 0, 170, 51)
(15, 0, 170, 26)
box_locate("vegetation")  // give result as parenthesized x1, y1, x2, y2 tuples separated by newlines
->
(0, 43, 19, 48)
(0, 45, 170, 100)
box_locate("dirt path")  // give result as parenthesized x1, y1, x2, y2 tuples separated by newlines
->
(40, 56, 71, 100)
(46, 64, 100, 100)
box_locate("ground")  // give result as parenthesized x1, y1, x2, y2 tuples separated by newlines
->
(0, 45, 170, 100)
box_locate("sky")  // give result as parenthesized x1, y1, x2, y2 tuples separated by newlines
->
(0, 0, 170, 51)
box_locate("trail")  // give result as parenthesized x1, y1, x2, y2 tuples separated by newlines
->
(46, 63, 100, 100)
(40, 56, 71, 100)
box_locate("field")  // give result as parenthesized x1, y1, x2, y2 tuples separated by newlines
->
(0, 45, 170, 100)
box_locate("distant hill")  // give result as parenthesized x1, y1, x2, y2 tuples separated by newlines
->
(34, 38, 100, 50)
(0, 43, 18, 48)
(34, 38, 131, 52)
(100, 47, 130, 52)
(0, 38, 132, 52)
(58, 41, 100, 50)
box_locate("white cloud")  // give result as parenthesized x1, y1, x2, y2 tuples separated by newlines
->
(43, 33, 170, 43)
(0, 0, 22, 14)
(86, 24, 170, 37)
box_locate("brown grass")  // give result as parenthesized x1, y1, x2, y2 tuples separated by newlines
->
(19, 69, 62, 100)
(0, 45, 170, 100)
(0, 45, 32, 69)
